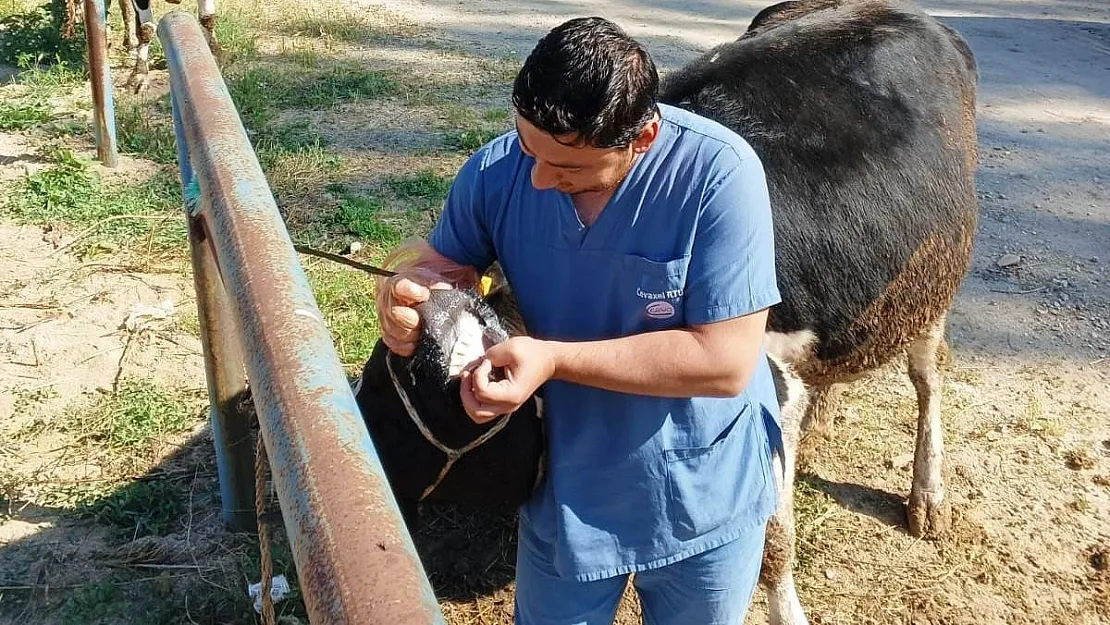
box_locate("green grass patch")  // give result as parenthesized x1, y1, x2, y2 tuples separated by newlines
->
(792, 478, 837, 575)
(446, 128, 502, 153)
(117, 100, 178, 165)
(3, 148, 186, 249)
(0, 97, 49, 130)
(0, 0, 86, 68)
(260, 142, 342, 203)
(275, 4, 424, 43)
(386, 169, 453, 204)
(278, 12, 380, 43)
(278, 46, 326, 69)
(55, 574, 182, 625)
(68, 378, 200, 453)
(228, 61, 399, 119)
(330, 192, 397, 242)
(297, 62, 399, 107)
(482, 107, 512, 123)
(306, 263, 381, 365)
(41, 478, 186, 537)
(212, 8, 260, 64)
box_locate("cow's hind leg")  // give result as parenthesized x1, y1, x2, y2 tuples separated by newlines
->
(762, 357, 810, 625)
(199, 0, 221, 55)
(906, 316, 951, 538)
(124, 0, 154, 93)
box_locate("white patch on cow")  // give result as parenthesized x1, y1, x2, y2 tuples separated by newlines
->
(200, 0, 216, 17)
(446, 312, 485, 378)
(645, 300, 675, 319)
(764, 329, 817, 364)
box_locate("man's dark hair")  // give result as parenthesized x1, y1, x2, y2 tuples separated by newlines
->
(512, 17, 660, 149)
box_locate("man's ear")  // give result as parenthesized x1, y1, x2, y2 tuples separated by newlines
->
(631, 113, 661, 154)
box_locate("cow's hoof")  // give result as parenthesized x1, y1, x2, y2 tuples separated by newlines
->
(907, 488, 950, 538)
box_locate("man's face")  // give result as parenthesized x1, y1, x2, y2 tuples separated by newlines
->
(515, 114, 642, 195)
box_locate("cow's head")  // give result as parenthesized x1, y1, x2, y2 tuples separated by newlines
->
(354, 266, 544, 517)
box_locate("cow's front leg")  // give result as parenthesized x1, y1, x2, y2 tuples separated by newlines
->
(119, 0, 139, 53)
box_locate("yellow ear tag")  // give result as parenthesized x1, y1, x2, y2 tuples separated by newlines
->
(478, 275, 493, 297)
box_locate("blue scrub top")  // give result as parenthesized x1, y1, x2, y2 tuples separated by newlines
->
(430, 103, 783, 582)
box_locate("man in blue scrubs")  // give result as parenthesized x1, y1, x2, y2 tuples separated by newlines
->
(378, 16, 782, 625)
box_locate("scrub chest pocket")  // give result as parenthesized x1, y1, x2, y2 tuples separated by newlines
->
(621, 254, 690, 332)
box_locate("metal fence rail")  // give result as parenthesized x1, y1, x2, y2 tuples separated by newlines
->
(158, 12, 447, 624)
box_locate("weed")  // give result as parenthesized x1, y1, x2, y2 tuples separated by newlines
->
(330, 193, 399, 242)
(275, 4, 423, 43)
(296, 62, 399, 108)
(386, 169, 453, 203)
(0, 0, 86, 67)
(482, 107, 511, 123)
(301, 242, 383, 366)
(73, 478, 185, 536)
(57, 580, 123, 625)
(117, 100, 178, 165)
(0, 98, 50, 130)
(67, 377, 200, 456)
(12, 385, 60, 416)
(446, 128, 501, 153)
(279, 47, 325, 68)
(228, 62, 399, 120)
(3, 149, 186, 249)
(14, 52, 85, 89)
(228, 66, 289, 131)
(260, 143, 342, 213)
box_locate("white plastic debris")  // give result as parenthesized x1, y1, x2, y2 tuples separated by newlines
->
(248, 574, 291, 614)
(123, 299, 175, 332)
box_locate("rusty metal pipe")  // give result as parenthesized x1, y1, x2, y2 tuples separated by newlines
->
(83, 0, 119, 168)
(159, 12, 446, 624)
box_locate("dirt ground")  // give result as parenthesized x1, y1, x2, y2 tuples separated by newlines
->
(2, 0, 1109, 624)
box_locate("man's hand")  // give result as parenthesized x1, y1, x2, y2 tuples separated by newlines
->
(460, 336, 555, 423)
(378, 269, 452, 357)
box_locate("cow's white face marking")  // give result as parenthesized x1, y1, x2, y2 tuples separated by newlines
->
(446, 312, 487, 378)
(200, 0, 216, 16)
(764, 329, 817, 364)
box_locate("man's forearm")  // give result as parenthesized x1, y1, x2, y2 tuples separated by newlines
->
(546, 316, 766, 398)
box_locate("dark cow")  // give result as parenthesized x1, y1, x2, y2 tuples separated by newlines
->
(353, 1, 978, 623)
(656, 1, 978, 621)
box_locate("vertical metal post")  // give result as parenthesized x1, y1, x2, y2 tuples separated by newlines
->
(189, 219, 258, 532)
(176, 91, 257, 534)
(84, 0, 119, 168)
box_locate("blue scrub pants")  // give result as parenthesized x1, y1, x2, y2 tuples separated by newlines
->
(513, 520, 767, 625)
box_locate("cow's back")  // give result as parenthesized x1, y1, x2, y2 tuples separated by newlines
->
(661, 0, 979, 382)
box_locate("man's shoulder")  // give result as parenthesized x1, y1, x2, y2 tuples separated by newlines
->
(658, 103, 759, 166)
(469, 130, 525, 172)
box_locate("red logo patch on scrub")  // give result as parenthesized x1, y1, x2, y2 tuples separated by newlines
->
(645, 301, 676, 319)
